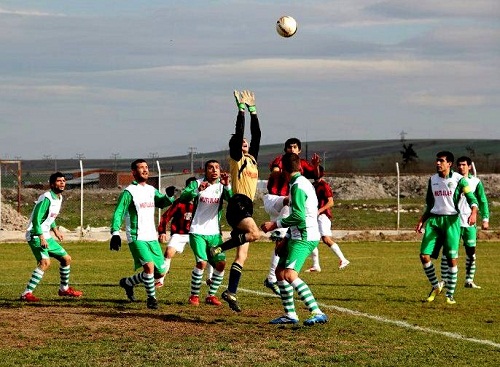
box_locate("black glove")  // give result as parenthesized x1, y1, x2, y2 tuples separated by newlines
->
(165, 185, 176, 197)
(110, 235, 121, 251)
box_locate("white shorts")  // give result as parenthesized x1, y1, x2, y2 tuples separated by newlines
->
(167, 234, 190, 253)
(317, 214, 332, 237)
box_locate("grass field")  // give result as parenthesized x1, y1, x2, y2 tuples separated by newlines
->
(0, 240, 499, 366)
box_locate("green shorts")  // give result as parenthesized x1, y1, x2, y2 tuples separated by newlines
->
(421, 215, 460, 259)
(278, 239, 319, 272)
(28, 237, 67, 262)
(460, 226, 477, 248)
(189, 233, 226, 266)
(129, 240, 166, 274)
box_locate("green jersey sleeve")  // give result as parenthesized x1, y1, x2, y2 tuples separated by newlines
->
(31, 197, 51, 236)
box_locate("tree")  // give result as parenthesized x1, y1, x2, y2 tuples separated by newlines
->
(400, 143, 418, 168)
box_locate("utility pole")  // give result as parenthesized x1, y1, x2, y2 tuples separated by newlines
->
(110, 153, 120, 171)
(188, 147, 197, 175)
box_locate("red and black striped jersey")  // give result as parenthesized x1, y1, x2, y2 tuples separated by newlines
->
(268, 155, 319, 196)
(157, 198, 194, 235)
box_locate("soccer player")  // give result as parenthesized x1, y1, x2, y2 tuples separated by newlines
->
(263, 138, 320, 294)
(306, 165, 350, 272)
(261, 153, 328, 326)
(20, 172, 83, 302)
(179, 160, 232, 306)
(434, 156, 490, 290)
(210, 90, 261, 312)
(415, 151, 478, 305)
(109, 159, 175, 310)
(456, 156, 489, 289)
(155, 176, 197, 288)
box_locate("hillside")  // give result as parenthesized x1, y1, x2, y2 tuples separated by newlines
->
(11, 139, 500, 175)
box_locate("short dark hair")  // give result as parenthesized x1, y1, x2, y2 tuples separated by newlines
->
(49, 172, 65, 185)
(131, 159, 147, 170)
(204, 159, 219, 172)
(318, 165, 325, 178)
(282, 152, 301, 173)
(284, 138, 302, 152)
(456, 156, 472, 166)
(436, 151, 454, 164)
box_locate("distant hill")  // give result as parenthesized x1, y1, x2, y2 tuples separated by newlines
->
(15, 139, 500, 176)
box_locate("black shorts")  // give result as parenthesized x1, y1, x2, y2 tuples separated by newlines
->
(226, 194, 254, 229)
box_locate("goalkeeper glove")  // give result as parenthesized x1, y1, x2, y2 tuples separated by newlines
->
(109, 235, 121, 251)
(233, 90, 245, 111)
(240, 90, 256, 113)
(165, 185, 176, 197)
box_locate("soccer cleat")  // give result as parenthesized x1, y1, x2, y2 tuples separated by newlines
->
(339, 259, 350, 270)
(119, 278, 136, 301)
(188, 294, 200, 306)
(20, 292, 40, 302)
(303, 313, 329, 326)
(446, 296, 457, 305)
(209, 246, 222, 258)
(464, 281, 481, 289)
(263, 278, 280, 296)
(205, 295, 222, 306)
(58, 287, 83, 298)
(305, 267, 321, 273)
(146, 296, 158, 309)
(425, 284, 443, 303)
(269, 315, 299, 325)
(154, 280, 164, 288)
(222, 290, 242, 312)
(205, 278, 214, 286)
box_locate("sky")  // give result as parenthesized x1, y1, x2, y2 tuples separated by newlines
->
(0, 0, 499, 159)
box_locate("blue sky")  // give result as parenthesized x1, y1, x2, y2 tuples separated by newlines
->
(0, 0, 498, 159)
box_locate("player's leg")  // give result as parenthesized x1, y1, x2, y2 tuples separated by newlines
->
(420, 218, 442, 302)
(222, 242, 249, 312)
(188, 234, 210, 306)
(57, 251, 83, 298)
(318, 214, 349, 270)
(205, 235, 225, 306)
(269, 264, 299, 324)
(305, 247, 321, 272)
(443, 217, 461, 304)
(20, 239, 50, 302)
(463, 227, 480, 288)
(284, 240, 327, 326)
(264, 251, 281, 295)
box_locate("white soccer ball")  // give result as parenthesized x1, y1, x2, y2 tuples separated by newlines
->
(276, 16, 297, 38)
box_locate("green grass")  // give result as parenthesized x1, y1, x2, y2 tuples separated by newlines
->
(1, 240, 499, 366)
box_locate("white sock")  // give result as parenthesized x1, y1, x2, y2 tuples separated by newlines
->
(311, 247, 320, 269)
(330, 243, 346, 261)
(164, 258, 172, 274)
(267, 252, 279, 283)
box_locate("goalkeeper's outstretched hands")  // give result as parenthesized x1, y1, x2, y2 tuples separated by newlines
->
(240, 90, 256, 113)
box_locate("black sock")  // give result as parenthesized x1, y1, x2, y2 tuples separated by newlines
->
(227, 262, 243, 294)
(219, 233, 246, 252)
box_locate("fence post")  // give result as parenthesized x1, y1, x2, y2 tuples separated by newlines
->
(80, 160, 84, 239)
(396, 162, 400, 231)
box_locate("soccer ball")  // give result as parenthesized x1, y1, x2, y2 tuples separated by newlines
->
(276, 16, 297, 38)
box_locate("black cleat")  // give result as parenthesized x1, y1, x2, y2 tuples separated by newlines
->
(222, 290, 242, 312)
(209, 246, 222, 258)
(147, 296, 158, 310)
(119, 278, 136, 302)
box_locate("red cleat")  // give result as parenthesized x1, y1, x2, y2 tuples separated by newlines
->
(188, 294, 200, 306)
(205, 295, 222, 306)
(58, 287, 83, 298)
(20, 292, 40, 302)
